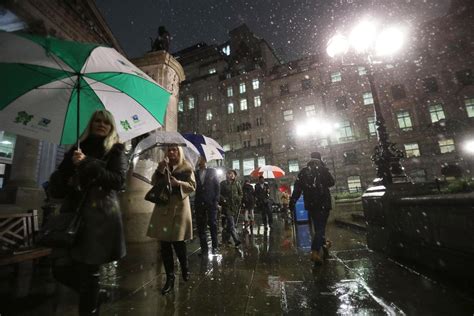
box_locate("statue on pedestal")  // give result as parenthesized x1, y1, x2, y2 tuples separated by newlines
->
(150, 26, 170, 52)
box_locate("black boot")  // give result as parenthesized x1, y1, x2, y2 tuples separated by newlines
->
(161, 274, 175, 295)
(173, 241, 190, 282)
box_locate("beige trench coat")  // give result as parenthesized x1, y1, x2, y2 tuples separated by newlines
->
(146, 160, 196, 241)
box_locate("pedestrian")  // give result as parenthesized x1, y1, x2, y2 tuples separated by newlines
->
(50, 110, 127, 315)
(280, 190, 290, 221)
(289, 152, 335, 266)
(194, 156, 220, 255)
(219, 170, 242, 247)
(241, 179, 255, 232)
(146, 145, 196, 295)
(254, 176, 273, 231)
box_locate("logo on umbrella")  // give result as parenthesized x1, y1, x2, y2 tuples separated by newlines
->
(14, 111, 34, 125)
(120, 120, 132, 131)
(38, 118, 51, 127)
(132, 115, 140, 123)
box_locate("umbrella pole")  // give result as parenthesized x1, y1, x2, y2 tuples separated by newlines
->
(76, 74, 81, 150)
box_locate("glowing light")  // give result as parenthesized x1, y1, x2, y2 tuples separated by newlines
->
(326, 34, 349, 58)
(350, 20, 377, 53)
(464, 139, 474, 154)
(375, 26, 406, 56)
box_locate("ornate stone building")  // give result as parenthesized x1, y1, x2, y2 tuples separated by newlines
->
(175, 3, 474, 193)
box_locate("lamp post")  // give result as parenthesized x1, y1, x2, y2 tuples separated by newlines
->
(327, 20, 407, 185)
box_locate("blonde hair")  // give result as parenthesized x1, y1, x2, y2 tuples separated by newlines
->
(79, 110, 120, 152)
(166, 144, 185, 166)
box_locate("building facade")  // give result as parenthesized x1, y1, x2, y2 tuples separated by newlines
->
(175, 3, 474, 194)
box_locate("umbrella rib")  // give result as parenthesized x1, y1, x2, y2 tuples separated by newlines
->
(18, 63, 75, 88)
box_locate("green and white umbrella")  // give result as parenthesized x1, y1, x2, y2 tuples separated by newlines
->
(0, 31, 171, 144)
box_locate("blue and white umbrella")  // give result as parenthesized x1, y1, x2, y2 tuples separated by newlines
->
(181, 133, 224, 161)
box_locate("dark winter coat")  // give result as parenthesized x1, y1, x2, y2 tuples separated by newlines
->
(51, 136, 127, 265)
(254, 182, 271, 207)
(219, 180, 242, 217)
(194, 167, 220, 208)
(290, 159, 335, 212)
(242, 183, 255, 210)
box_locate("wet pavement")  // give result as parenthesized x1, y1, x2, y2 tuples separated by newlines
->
(7, 214, 474, 315)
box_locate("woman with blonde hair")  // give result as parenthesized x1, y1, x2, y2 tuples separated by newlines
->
(147, 144, 196, 295)
(49, 109, 127, 315)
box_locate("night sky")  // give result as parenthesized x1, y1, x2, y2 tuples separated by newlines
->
(96, 0, 451, 62)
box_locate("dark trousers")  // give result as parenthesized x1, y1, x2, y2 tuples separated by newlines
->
(53, 261, 100, 315)
(308, 207, 330, 251)
(258, 200, 273, 227)
(222, 214, 240, 243)
(161, 241, 187, 275)
(196, 203, 218, 250)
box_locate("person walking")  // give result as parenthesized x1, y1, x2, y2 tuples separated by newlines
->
(280, 190, 291, 222)
(289, 152, 335, 266)
(49, 110, 127, 315)
(147, 145, 196, 295)
(254, 176, 273, 231)
(219, 170, 242, 247)
(241, 179, 255, 233)
(194, 156, 220, 255)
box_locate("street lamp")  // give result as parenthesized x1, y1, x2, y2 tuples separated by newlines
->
(327, 20, 408, 185)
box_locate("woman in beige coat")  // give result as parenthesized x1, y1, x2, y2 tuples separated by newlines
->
(146, 145, 196, 295)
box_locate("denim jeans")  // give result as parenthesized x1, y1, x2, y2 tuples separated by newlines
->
(308, 207, 330, 251)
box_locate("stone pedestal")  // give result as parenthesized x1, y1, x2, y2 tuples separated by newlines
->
(122, 51, 185, 243)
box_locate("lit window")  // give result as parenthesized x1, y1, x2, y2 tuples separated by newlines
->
(206, 109, 212, 121)
(252, 79, 260, 90)
(338, 120, 353, 140)
(368, 116, 376, 136)
(288, 159, 299, 172)
(397, 111, 413, 131)
(188, 96, 195, 109)
(254, 95, 261, 107)
(240, 98, 248, 111)
(331, 71, 342, 83)
(358, 66, 367, 76)
(243, 158, 254, 175)
(226, 73, 231, 79)
(0, 131, 17, 163)
(257, 156, 266, 167)
(404, 143, 420, 157)
(208, 68, 216, 74)
(305, 105, 316, 117)
(429, 104, 446, 123)
(283, 110, 293, 121)
(227, 86, 233, 97)
(228, 103, 234, 114)
(438, 139, 455, 154)
(239, 82, 246, 94)
(232, 159, 240, 171)
(347, 176, 362, 193)
(363, 92, 373, 105)
(465, 98, 474, 117)
(178, 100, 184, 112)
(204, 92, 213, 101)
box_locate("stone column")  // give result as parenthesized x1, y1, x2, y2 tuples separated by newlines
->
(120, 51, 185, 243)
(3, 136, 43, 210)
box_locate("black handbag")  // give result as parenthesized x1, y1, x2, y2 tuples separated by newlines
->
(145, 168, 171, 205)
(37, 186, 89, 248)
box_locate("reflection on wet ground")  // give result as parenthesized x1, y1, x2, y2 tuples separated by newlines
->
(9, 216, 474, 315)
